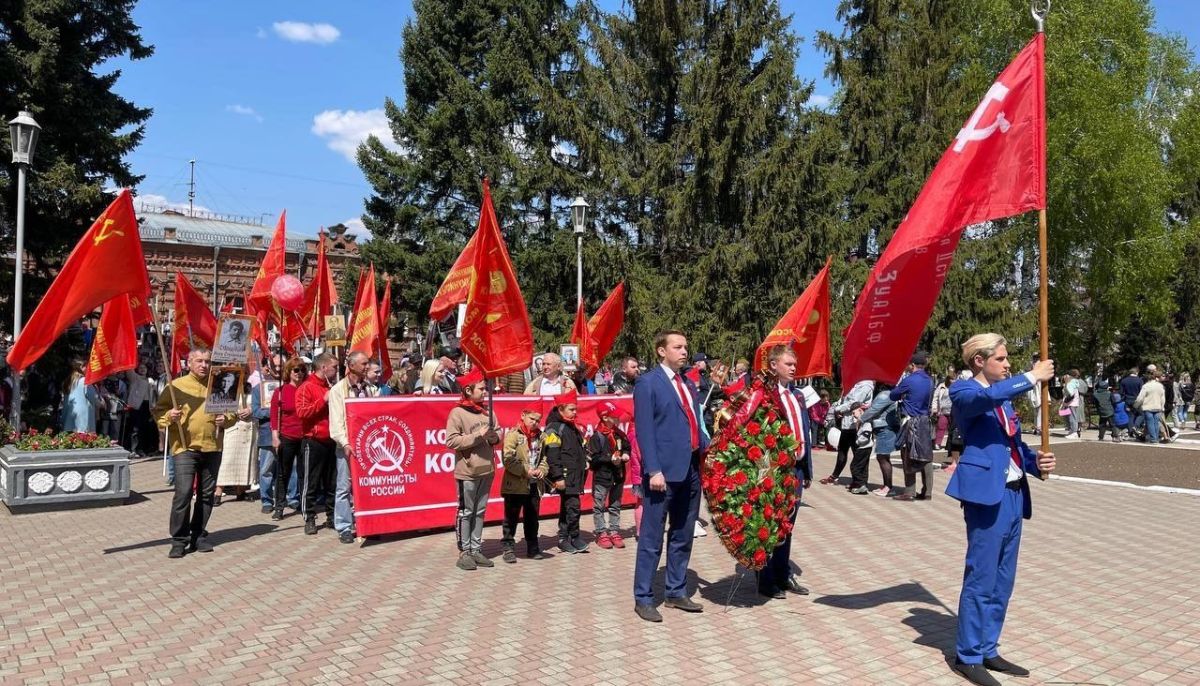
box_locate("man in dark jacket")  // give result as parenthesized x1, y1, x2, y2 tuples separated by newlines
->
(609, 357, 640, 395)
(1093, 384, 1120, 443)
(1119, 368, 1144, 438)
(545, 389, 590, 554)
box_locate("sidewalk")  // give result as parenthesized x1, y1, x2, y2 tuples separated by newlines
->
(0, 456, 1197, 685)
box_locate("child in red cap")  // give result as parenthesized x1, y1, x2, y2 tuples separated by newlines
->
(589, 401, 631, 549)
(545, 389, 589, 553)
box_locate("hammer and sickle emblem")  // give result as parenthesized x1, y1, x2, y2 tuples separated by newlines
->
(489, 271, 507, 294)
(954, 82, 1011, 153)
(795, 309, 822, 344)
(93, 218, 125, 246)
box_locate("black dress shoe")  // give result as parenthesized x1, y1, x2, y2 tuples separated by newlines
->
(188, 537, 214, 553)
(758, 585, 786, 599)
(953, 660, 1002, 686)
(167, 544, 186, 559)
(634, 604, 662, 622)
(984, 655, 1030, 676)
(663, 596, 703, 613)
(783, 576, 810, 595)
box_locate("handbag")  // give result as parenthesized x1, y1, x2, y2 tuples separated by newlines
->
(1057, 406, 1073, 417)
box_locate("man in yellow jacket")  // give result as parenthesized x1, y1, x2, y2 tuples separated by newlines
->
(154, 346, 249, 559)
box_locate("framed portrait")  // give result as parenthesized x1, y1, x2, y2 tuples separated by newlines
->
(560, 344, 580, 373)
(212, 315, 254, 364)
(324, 314, 347, 347)
(206, 366, 244, 415)
(258, 379, 281, 410)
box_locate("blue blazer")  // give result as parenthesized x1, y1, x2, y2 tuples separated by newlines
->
(944, 375, 1042, 519)
(634, 366, 710, 482)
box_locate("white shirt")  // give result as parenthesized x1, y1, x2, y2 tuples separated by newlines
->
(661, 363, 695, 413)
(777, 383, 806, 450)
(539, 378, 564, 397)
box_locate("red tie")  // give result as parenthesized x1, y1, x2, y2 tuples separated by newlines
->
(995, 407, 1022, 469)
(673, 374, 700, 451)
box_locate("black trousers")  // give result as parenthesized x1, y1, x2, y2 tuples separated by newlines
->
(302, 437, 336, 520)
(274, 436, 302, 512)
(502, 485, 541, 552)
(1097, 415, 1116, 440)
(760, 481, 804, 590)
(832, 426, 856, 478)
(169, 450, 221, 545)
(557, 492, 581, 541)
(121, 401, 154, 453)
(849, 445, 872, 488)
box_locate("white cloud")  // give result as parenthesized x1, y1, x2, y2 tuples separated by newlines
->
(341, 217, 370, 239)
(272, 21, 340, 45)
(132, 193, 214, 215)
(225, 104, 263, 123)
(312, 108, 400, 162)
(809, 94, 833, 109)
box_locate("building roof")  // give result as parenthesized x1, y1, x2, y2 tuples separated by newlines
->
(138, 210, 333, 253)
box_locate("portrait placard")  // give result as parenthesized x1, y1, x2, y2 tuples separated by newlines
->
(206, 366, 244, 415)
(213, 315, 254, 364)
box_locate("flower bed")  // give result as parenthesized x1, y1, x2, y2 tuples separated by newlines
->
(0, 430, 130, 511)
(701, 377, 800, 570)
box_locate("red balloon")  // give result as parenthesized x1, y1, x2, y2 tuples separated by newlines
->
(271, 274, 305, 312)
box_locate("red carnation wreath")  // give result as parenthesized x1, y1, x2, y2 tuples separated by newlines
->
(701, 376, 800, 571)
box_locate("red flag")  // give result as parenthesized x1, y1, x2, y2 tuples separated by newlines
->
(85, 294, 141, 384)
(377, 277, 393, 382)
(570, 298, 597, 375)
(245, 295, 271, 359)
(7, 189, 150, 372)
(301, 232, 337, 340)
(248, 211, 286, 312)
(220, 298, 235, 314)
(461, 179, 534, 377)
(171, 271, 218, 375)
(128, 291, 153, 327)
(429, 232, 478, 321)
(587, 282, 626, 365)
(348, 264, 378, 355)
(755, 256, 833, 376)
(841, 35, 1046, 386)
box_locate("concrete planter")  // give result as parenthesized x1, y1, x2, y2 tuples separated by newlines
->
(0, 445, 131, 511)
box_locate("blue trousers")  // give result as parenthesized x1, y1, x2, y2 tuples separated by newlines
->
(957, 486, 1023, 664)
(761, 480, 804, 589)
(633, 466, 701, 605)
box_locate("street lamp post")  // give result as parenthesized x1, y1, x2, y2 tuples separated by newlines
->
(569, 197, 589, 307)
(8, 110, 41, 429)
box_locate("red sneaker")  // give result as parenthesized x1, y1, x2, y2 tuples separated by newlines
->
(596, 533, 613, 549)
(609, 533, 626, 549)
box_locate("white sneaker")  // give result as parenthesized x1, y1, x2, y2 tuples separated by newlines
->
(693, 521, 707, 538)
(871, 486, 891, 497)
(1065, 433, 1079, 439)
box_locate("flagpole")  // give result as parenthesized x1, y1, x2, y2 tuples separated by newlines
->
(151, 296, 184, 436)
(1034, 0, 1050, 480)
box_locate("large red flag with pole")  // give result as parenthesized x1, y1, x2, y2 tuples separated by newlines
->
(85, 294, 141, 384)
(301, 231, 337, 340)
(570, 298, 597, 375)
(248, 211, 286, 313)
(460, 179, 534, 377)
(6, 189, 150, 372)
(429, 232, 478, 322)
(171, 272, 218, 375)
(377, 277, 393, 382)
(587, 282, 626, 366)
(755, 257, 833, 376)
(840, 35, 1046, 386)
(348, 264, 378, 356)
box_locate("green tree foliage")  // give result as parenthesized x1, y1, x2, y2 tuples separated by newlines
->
(0, 0, 152, 329)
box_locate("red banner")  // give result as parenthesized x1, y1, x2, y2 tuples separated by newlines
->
(345, 394, 637, 536)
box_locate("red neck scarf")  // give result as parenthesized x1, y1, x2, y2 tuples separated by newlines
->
(519, 422, 540, 442)
(458, 397, 487, 414)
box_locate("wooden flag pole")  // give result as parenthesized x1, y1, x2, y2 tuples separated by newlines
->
(1034, 0, 1051, 480)
(152, 296, 184, 435)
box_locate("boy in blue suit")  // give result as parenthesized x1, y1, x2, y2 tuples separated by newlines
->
(946, 333, 1056, 686)
(632, 330, 709, 622)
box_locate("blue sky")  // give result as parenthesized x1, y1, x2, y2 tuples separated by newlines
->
(110, 0, 1199, 240)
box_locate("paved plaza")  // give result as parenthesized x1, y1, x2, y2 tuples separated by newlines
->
(1, 448, 1198, 685)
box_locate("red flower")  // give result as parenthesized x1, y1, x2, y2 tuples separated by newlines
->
(716, 437, 729, 451)
(748, 486, 762, 501)
(774, 491, 785, 505)
(753, 548, 767, 566)
(733, 471, 748, 486)
(764, 434, 778, 449)
(746, 422, 762, 436)
(732, 531, 746, 546)
(763, 505, 774, 520)
(779, 424, 792, 437)
(747, 445, 763, 462)
(733, 433, 750, 448)
(762, 476, 774, 490)
(758, 526, 769, 542)
(766, 410, 778, 423)
(712, 460, 727, 474)
(741, 503, 753, 517)
(776, 452, 790, 468)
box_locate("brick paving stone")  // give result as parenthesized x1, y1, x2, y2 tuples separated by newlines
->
(1, 454, 1198, 684)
